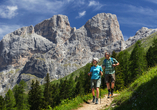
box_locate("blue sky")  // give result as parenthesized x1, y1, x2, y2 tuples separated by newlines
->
(0, 0, 157, 41)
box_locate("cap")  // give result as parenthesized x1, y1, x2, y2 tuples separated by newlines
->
(93, 57, 99, 62)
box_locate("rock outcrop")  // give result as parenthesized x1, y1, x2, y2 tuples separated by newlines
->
(125, 27, 157, 48)
(0, 13, 124, 95)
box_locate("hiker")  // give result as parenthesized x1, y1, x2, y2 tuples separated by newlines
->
(88, 58, 103, 104)
(102, 52, 119, 98)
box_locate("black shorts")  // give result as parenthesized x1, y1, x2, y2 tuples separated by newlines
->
(105, 73, 115, 83)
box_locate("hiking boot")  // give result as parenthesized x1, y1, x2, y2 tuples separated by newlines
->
(108, 92, 111, 98)
(92, 96, 95, 103)
(95, 98, 98, 104)
(111, 93, 113, 98)
(111, 89, 114, 98)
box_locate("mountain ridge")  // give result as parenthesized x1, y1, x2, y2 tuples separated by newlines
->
(0, 13, 156, 95)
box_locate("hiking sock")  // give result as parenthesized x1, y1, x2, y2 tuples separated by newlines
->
(111, 88, 114, 95)
(95, 98, 98, 104)
(92, 96, 95, 103)
(108, 89, 111, 93)
(111, 88, 114, 97)
(108, 89, 111, 98)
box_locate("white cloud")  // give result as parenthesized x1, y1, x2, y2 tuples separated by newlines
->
(76, 11, 86, 19)
(127, 5, 157, 16)
(145, 0, 157, 4)
(119, 17, 157, 28)
(0, 5, 18, 19)
(88, 0, 104, 10)
(89, 1, 98, 6)
(0, 24, 22, 40)
(8, 0, 85, 14)
(9, 0, 65, 14)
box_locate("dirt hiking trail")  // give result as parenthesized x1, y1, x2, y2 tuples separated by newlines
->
(75, 94, 118, 110)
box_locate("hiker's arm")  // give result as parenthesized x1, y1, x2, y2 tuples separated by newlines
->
(100, 71, 103, 76)
(112, 62, 119, 67)
(88, 72, 92, 76)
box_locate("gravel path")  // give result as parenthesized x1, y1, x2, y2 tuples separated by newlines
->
(75, 94, 118, 110)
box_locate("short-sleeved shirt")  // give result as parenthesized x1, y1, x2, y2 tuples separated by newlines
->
(102, 57, 118, 74)
(90, 65, 103, 79)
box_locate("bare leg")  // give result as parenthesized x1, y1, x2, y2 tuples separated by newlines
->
(96, 87, 99, 98)
(106, 83, 110, 89)
(111, 82, 115, 89)
(92, 88, 95, 96)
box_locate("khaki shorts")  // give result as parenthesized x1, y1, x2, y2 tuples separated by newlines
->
(105, 73, 115, 83)
(91, 78, 101, 88)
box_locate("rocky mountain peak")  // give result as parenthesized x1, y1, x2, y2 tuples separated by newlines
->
(84, 13, 124, 42)
(0, 13, 125, 95)
(34, 14, 73, 44)
(125, 27, 157, 48)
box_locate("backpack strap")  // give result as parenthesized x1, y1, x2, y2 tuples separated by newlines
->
(110, 57, 114, 64)
(104, 57, 114, 65)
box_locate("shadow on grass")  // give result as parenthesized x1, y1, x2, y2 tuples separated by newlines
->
(113, 76, 157, 110)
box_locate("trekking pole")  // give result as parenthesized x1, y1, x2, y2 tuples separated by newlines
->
(100, 85, 101, 104)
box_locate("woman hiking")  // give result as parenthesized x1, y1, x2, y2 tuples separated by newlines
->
(88, 58, 103, 104)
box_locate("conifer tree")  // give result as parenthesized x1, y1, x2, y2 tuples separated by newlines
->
(54, 84, 60, 106)
(16, 80, 29, 110)
(129, 40, 147, 82)
(146, 46, 155, 67)
(63, 78, 69, 99)
(111, 50, 117, 58)
(43, 73, 52, 108)
(5, 89, 16, 110)
(12, 84, 19, 106)
(28, 80, 42, 110)
(114, 51, 124, 90)
(75, 71, 84, 96)
(83, 63, 91, 94)
(146, 38, 157, 67)
(51, 84, 60, 108)
(59, 79, 65, 100)
(67, 74, 75, 98)
(0, 96, 6, 110)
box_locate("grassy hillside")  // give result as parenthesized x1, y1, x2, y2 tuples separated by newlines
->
(106, 66, 157, 110)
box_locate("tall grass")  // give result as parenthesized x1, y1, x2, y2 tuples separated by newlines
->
(106, 66, 157, 110)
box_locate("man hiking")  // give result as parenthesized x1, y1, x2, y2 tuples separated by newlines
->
(102, 52, 119, 98)
(88, 58, 103, 104)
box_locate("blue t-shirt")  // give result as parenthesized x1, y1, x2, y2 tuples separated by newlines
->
(90, 65, 103, 79)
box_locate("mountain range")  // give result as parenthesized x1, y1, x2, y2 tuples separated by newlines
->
(0, 13, 156, 95)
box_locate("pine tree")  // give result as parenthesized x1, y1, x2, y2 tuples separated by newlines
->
(75, 71, 84, 96)
(59, 79, 65, 100)
(114, 51, 125, 90)
(54, 84, 60, 106)
(116, 50, 130, 87)
(83, 63, 91, 94)
(16, 80, 30, 110)
(0, 96, 6, 110)
(43, 73, 52, 108)
(146, 38, 157, 67)
(28, 80, 42, 110)
(12, 84, 19, 106)
(5, 89, 16, 110)
(67, 74, 75, 98)
(129, 40, 147, 82)
(111, 50, 117, 58)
